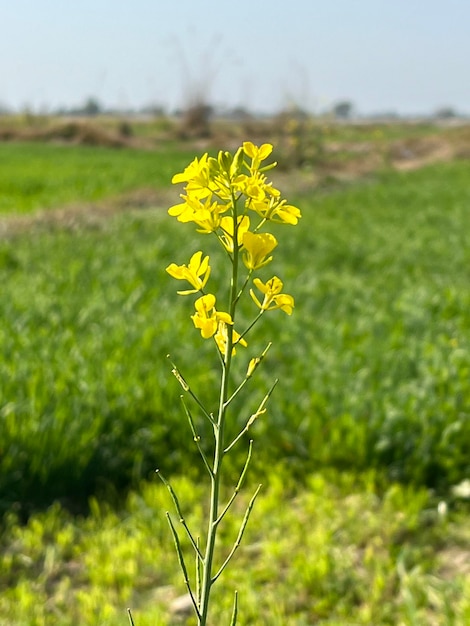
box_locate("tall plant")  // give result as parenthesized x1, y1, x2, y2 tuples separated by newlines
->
(158, 142, 300, 624)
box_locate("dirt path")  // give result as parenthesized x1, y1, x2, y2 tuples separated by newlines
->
(0, 187, 176, 238)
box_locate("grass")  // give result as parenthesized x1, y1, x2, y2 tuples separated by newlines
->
(1, 471, 469, 625)
(0, 142, 469, 623)
(0, 142, 195, 214)
(1, 157, 469, 516)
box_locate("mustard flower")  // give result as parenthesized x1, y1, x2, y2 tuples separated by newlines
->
(251, 197, 302, 225)
(268, 199, 302, 225)
(235, 172, 280, 204)
(168, 193, 215, 224)
(191, 293, 232, 339)
(242, 231, 277, 270)
(166, 251, 211, 295)
(220, 215, 250, 254)
(250, 276, 294, 314)
(214, 320, 248, 356)
(243, 141, 274, 171)
(172, 153, 212, 197)
(192, 200, 229, 234)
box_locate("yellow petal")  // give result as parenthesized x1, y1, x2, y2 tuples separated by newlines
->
(258, 143, 273, 160)
(242, 141, 256, 158)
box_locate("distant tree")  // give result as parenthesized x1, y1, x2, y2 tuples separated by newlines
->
(140, 103, 166, 116)
(228, 106, 252, 120)
(332, 100, 354, 120)
(178, 101, 213, 139)
(81, 97, 102, 116)
(434, 106, 457, 120)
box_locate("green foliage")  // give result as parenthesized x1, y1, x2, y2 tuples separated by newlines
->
(1, 159, 469, 519)
(0, 142, 194, 214)
(0, 473, 468, 625)
(0, 211, 199, 516)
(268, 161, 470, 488)
(1, 144, 469, 624)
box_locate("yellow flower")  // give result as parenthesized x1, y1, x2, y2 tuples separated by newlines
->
(191, 294, 232, 339)
(242, 231, 277, 270)
(192, 202, 227, 234)
(235, 172, 280, 203)
(220, 215, 250, 253)
(250, 276, 294, 314)
(251, 197, 301, 225)
(214, 320, 248, 356)
(243, 142, 274, 171)
(172, 153, 210, 188)
(269, 200, 302, 225)
(169, 193, 231, 231)
(166, 251, 211, 295)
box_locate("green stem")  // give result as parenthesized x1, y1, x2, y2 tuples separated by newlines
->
(198, 186, 240, 625)
(198, 351, 231, 624)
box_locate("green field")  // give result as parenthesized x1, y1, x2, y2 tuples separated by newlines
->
(0, 142, 194, 214)
(0, 141, 469, 624)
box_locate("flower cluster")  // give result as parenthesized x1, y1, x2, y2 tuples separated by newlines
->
(166, 142, 301, 356)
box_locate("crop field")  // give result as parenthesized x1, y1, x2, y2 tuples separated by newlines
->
(0, 129, 469, 624)
(0, 142, 195, 215)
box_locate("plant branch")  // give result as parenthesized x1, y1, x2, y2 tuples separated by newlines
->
(165, 512, 201, 620)
(157, 471, 204, 562)
(225, 343, 272, 406)
(224, 379, 278, 453)
(229, 591, 238, 626)
(238, 309, 265, 343)
(180, 396, 214, 477)
(215, 440, 253, 526)
(168, 355, 216, 426)
(212, 484, 262, 584)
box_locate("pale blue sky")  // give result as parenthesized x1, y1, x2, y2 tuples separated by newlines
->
(1, 0, 469, 115)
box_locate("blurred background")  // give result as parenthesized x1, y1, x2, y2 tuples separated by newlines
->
(0, 2, 469, 624)
(1, 0, 469, 119)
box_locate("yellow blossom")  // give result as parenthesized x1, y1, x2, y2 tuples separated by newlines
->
(219, 215, 250, 253)
(168, 194, 206, 223)
(172, 153, 211, 195)
(166, 251, 211, 295)
(235, 172, 280, 203)
(191, 294, 232, 339)
(251, 197, 301, 225)
(243, 142, 274, 171)
(250, 276, 294, 314)
(242, 231, 277, 270)
(268, 200, 302, 225)
(214, 320, 248, 356)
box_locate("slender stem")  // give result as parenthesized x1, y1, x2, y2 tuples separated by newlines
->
(225, 379, 279, 454)
(180, 396, 214, 478)
(229, 591, 238, 626)
(166, 512, 201, 620)
(156, 471, 204, 562)
(198, 184, 240, 625)
(127, 608, 135, 626)
(212, 484, 262, 583)
(215, 440, 253, 526)
(238, 309, 264, 343)
(233, 270, 252, 307)
(167, 356, 216, 426)
(198, 354, 231, 624)
(196, 537, 202, 608)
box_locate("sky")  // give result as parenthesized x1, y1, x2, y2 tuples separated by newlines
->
(1, 0, 469, 116)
